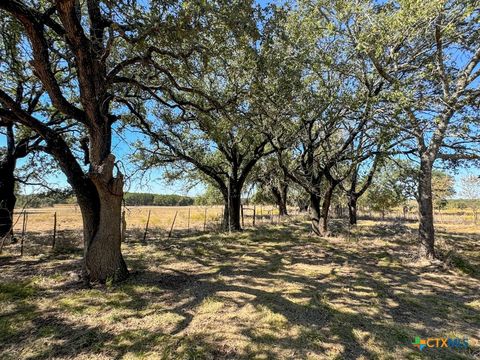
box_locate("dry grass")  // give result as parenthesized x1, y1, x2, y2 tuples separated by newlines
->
(9, 205, 282, 235)
(10, 205, 227, 234)
(1, 216, 479, 359)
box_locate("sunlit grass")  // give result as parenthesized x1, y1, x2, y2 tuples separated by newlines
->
(1, 218, 479, 359)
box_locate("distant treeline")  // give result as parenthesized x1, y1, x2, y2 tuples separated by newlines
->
(445, 199, 480, 209)
(14, 190, 479, 210)
(14, 191, 195, 208)
(123, 193, 194, 206)
(16, 190, 76, 208)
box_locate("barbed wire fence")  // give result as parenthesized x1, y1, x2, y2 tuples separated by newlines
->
(0, 203, 477, 257)
(0, 204, 310, 257)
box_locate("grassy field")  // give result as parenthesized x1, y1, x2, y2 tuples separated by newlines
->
(3, 205, 283, 256)
(8, 205, 286, 234)
(9, 205, 227, 233)
(6, 204, 478, 243)
(1, 214, 479, 359)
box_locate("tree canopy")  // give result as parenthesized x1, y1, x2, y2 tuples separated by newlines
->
(1, 0, 479, 283)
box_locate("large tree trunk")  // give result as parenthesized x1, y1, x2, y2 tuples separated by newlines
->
(50, 134, 128, 283)
(271, 183, 288, 216)
(223, 182, 242, 231)
(310, 193, 321, 235)
(0, 162, 15, 240)
(348, 194, 358, 226)
(83, 154, 128, 283)
(417, 159, 436, 259)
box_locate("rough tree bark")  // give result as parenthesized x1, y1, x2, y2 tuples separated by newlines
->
(347, 194, 358, 226)
(271, 183, 288, 216)
(41, 125, 128, 283)
(320, 183, 336, 236)
(56, 1, 129, 282)
(310, 193, 321, 235)
(0, 123, 15, 239)
(417, 158, 436, 259)
(0, 161, 15, 239)
(84, 155, 128, 282)
(222, 181, 242, 231)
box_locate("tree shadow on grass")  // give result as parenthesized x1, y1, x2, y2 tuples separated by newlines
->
(435, 229, 480, 279)
(2, 222, 479, 359)
(108, 222, 478, 358)
(20, 313, 225, 360)
(120, 265, 477, 359)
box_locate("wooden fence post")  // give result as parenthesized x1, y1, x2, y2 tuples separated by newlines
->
(203, 208, 207, 231)
(121, 210, 126, 242)
(142, 209, 151, 243)
(52, 212, 57, 250)
(20, 211, 27, 256)
(187, 208, 191, 233)
(241, 204, 244, 228)
(253, 206, 256, 226)
(168, 211, 178, 238)
(0, 235, 6, 254)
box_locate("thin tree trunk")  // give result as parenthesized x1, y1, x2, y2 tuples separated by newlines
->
(348, 194, 358, 226)
(345, 154, 379, 227)
(280, 183, 288, 216)
(0, 124, 16, 240)
(0, 164, 15, 240)
(310, 193, 321, 235)
(417, 159, 436, 259)
(320, 185, 334, 236)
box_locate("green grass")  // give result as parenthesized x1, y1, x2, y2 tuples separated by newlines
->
(449, 253, 478, 277)
(0, 281, 37, 301)
(0, 220, 479, 359)
(0, 281, 38, 344)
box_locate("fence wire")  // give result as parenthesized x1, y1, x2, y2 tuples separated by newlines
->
(0, 204, 477, 257)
